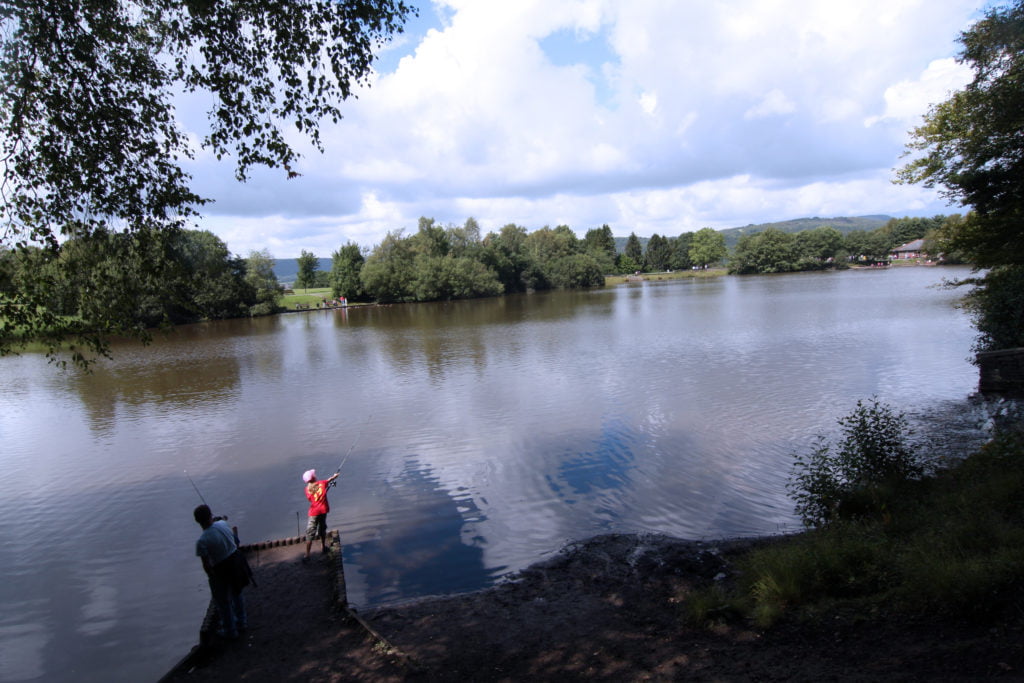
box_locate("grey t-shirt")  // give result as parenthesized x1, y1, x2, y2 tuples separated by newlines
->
(196, 520, 237, 567)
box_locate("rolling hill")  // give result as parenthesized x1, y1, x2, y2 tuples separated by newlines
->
(613, 214, 893, 252)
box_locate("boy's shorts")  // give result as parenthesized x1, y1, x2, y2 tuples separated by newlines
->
(306, 514, 327, 541)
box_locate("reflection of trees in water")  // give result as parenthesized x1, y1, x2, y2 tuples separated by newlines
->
(342, 289, 617, 384)
(344, 456, 493, 608)
(66, 323, 265, 433)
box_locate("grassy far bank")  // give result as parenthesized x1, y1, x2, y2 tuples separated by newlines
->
(687, 423, 1024, 632)
(604, 268, 727, 285)
(281, 287, 336, 309)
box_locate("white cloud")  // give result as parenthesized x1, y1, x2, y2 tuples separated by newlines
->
(183, 0, 984, 257)
(744, 89, 797, 120)
(866, 57, 974, 126)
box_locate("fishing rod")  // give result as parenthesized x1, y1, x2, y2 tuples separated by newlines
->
(185, 470, 232, 523)
(330, 413, 372, 486)
(185, 469, 209, 508)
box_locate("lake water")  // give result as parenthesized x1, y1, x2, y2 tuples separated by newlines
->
(0, 266, 988, 681)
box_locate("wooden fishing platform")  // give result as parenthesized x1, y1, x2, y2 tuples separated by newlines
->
(159, 530, 410, 681)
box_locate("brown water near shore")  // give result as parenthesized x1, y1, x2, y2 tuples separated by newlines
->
(162, 532, 1024, 681)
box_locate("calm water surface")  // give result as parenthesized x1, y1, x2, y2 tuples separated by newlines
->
(0, 266, 986, 681)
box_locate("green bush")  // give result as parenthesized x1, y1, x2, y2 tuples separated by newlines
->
(789, 398, 923, 527)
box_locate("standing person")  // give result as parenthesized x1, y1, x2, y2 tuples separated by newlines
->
(303, 469, 339, 560)
(193, 504, 247, 639)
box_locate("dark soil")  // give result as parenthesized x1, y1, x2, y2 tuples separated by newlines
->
(162, 533, 1024, 682)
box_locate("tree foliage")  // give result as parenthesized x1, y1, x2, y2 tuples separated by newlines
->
(962, 265, 1024, 354)
(481, 224, 531, 294)
(797, 226, 845, 262)
(0, 0, 413, 363)
(2, 227, 258, 362)
(897, 1, 1024, 267)
(644, 233, 672, 271)
(622, 233, 644, 271)
(730, 226, 851, 274)
(843, 230, 893, 263)
(245, 249, 283, 316)
(295, 250, 319, 291)
(730, 228, 800, 274)
(669, 232, 694, 271)
(582, 224, 617, 274)
(330, 242, 366, 301)
(689, 228, 727, 269)
(357, 219, 609, 303)
(897, 1, 1024, 354)
(360, 230, 416, 303)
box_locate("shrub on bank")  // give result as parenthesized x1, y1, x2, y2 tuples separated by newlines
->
(687, 410, 1024, 629)
(788, 398, 925, 528)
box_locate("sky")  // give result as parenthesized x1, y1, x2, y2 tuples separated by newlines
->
(180, 0, 987, 258)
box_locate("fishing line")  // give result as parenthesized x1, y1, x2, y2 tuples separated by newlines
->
(331, 413, 373, 485)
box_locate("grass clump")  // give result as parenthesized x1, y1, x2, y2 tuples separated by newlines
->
(687, 410, 1024, 630)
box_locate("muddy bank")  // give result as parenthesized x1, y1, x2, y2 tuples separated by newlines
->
(162, 532, 1024, 681)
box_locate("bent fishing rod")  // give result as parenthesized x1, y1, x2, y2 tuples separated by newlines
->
(330, 413, 372, 487)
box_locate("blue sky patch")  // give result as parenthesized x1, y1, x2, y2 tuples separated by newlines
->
(539, 26, 618, 106)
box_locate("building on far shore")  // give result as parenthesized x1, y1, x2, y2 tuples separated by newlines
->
(891, 239, 927, 260)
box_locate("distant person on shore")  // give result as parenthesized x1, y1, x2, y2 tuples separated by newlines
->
(193, 504, 248, 639)
(303, 469, 339, 560)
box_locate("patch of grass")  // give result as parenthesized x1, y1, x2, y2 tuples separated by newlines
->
(604, 269, 726, 286)
(687, 428, 1024, 628)
(282, 288, 335, 309)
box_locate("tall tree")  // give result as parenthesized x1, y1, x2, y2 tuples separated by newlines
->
(669, 232, 694, 271)
(449, 217, 482, 259)
(730, 228, 800, 274)
(796, 226, 844, 262)
(296, 250, 319, 292)
(360, 230, 416, 303)
(246, 249, 283, 316)
(689, 228, 727, 269)
(524, 225, 580, 288)
(583, 224, 617, 274)
(0, 0, 413, 364)
(412, 217, 450, 258)
(623, 233, 644, 271)
(480, 224, 533, 293)
(644, 233, 672, 271)
(844, 230, 891, 263)
(898, 0, 1024, 354)
(897, 1, 1024, 267)
(330, 242, 366, 301)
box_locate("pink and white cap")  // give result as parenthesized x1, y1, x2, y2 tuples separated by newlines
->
(303, 469, 316, 483)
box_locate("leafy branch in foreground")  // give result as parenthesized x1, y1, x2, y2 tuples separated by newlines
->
(0, 0, 413, 365)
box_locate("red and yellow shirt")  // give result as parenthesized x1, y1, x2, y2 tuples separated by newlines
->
(305, 480, 330, 516)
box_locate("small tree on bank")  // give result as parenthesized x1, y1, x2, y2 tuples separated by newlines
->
(295, 250, 319, 292)
(788, 398, 924, 528)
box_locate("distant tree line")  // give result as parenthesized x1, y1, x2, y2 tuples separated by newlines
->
(727, 215, 963, 275)
(317, 220, 735, 304)
(0, 212, 969, 346)
(326, 217, 604, 304)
